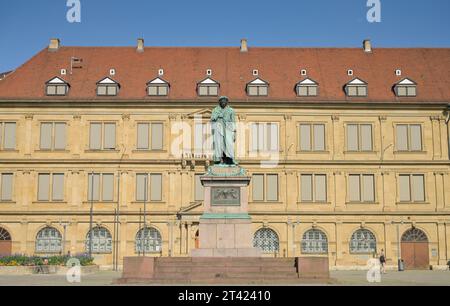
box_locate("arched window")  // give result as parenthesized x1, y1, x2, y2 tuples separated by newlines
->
(85, 227, 112, 254)
(135, 227, 162, 253)
(402, 228, 428, 242)
(301, 229, 328, 254)
(350, 229, 376, 254)
(0, 227, 11, 241)
(253, 228, 279, 253)
(36, 227, 62, 253)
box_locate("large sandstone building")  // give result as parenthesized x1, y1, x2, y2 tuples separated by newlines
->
(0, 39, 449, 269)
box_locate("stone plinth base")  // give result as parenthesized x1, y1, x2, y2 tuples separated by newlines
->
(191, 247, 261, 257)
(296, 257, 329, 279)
(121, 257, 155, 280)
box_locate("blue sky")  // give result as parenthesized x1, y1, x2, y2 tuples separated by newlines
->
(0, 0, 449, 72)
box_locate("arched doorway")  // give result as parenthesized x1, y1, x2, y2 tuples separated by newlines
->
(194, 230, 199, 249)
(401, 228, 429, 270)
(0, 227, 12, 256)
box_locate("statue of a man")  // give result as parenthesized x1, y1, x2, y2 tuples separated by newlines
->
(211, 96, 236, 164)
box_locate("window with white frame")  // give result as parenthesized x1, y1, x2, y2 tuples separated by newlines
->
(35, 227, 62, 253)
(135, 227, 162, 253)
(88, 173, 114, 202)
(45, 77, 69, 96)
(37, 173, 64, 202)
(197, 78, 219, 96)
(252, 174, 278, 202)
(89, 122, 116, 150)
(394, 78, 417, 97)
(85, 226, 112, 254)
(301, 229, 328, 254)
(296, 78, 318, 97)
(398, 174, 425, 202)
(396, 124, 422, 151)
(250, 122, 279, 152)
(0, 122, 16, 150)
(136, 122, 164, 150)
(0, 173, 13, 201)
(246, 78, 269, 96)
(348, 174, 375, 203)
(253, 228, 279, 253)
(345, 78, 368, 97)
(136, 173, 162, 202)
(300, 174, 327, 203)
(40, 122, 66, 150)
(346, 124, 373, 151)
(350, 229, 376, 254)
(96, 77, 120, 96)
(147, 77, 169, 96)
(299, 123, 325, 151)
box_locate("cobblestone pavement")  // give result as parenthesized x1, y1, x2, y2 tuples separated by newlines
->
(0, 270, 449, 286)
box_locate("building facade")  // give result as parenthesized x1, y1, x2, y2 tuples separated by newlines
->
(0, 39, 449, 269)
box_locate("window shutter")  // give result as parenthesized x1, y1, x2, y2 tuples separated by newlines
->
(266, 174, 278, 201)
(151, 123, 163, 150)
(88, 174, 100, 201)
(150, 174, 162, 201)
(252, 174, 264, 201)
(410, 125, 422, 151)
(348, 175, 360, 202)
(136, 174, 146, 201)
(40, 123, 53, 150)
(54, 123, 66, 150)
(258, 123, 265, 151)
(269, 123, 278, 152)
(1, 174, 13, 201)
(148, 86, 157, 96)
(89, 123, 102, 150)
(300, 124, 311, 151)
(412, 175, 425, 202)
(102, 174, 114, 201)
(38, 174, 50, 201)
(362, 175, 375, 202)
(3, 123, 16, 150)
(137, 123, 149, 149)
(195, 174, 204, 201)
(301, 174, 313, 202)
(399, 175, 411, 202)
(396, 125, 408, 151)
(360, 125, 372, 151)
(315, 174, 327, 202)
(313, 124, 325, 151)
(103, 123, 116, 149)
(347, 125, 358, 151)
(52, 174, 64, 201)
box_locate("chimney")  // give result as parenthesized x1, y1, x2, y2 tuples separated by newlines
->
(137, 38, 145, 53)
(48, 38, 60, 52)
(240, 39, 248, 52)
(363, 39, 372, 53)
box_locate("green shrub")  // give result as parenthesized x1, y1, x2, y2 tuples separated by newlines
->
(0, 254, 94, 266)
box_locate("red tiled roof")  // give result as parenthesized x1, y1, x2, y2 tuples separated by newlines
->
(0, 46, 449, 103)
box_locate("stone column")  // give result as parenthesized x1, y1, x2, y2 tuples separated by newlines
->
(20, 219, 28, 254)
(334, 221, 343, 266)
(71, 115, 82, 157)
(437, 222, 447, 265)
(331, 115, 341, 160)
(333, 172, 345, 211)
(24, 114, 33, 156)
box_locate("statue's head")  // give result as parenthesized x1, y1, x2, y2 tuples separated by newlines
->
(218, 96, 229, 108)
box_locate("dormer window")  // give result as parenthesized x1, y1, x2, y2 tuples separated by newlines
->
(246, 78, 269, 96)
(45, 77, 69, 96)
(147, 77, 169, 96)
(96, 77, 120, 96)
(345, 78, 368, 97)
(394, 78, 417, 97)
(296, 78, 318, 97)
(197, 77, 219, 96)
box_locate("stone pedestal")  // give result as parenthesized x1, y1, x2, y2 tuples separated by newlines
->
(191, 165, 261, 257)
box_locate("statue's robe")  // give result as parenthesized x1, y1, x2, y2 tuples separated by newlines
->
(211, 106, 236, 163)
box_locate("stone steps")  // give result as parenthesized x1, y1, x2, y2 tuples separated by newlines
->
(155, 266, 296, 273)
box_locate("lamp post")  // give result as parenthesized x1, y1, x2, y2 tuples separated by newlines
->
(88, 171, 94, 258)
(396, 220, 404, 271)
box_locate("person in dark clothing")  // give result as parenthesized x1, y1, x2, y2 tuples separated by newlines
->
(379, 249, 386, 274)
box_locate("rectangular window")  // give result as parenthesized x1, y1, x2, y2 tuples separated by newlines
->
(297, 85, 318, 97)
(251, 123, 279, 152)
(38, 173, 65, 202)
(137, 122, 164, 150)
(348, 174, 375, 203)
(52, 174, 64, 201)
(300, 174, 327, 202)
(299, 124, 325, 151)
(40, 122, 66, 150)
(399, 174, 425, 202)
(137, 123, 150, 149)
(194, 174, 204, 201)
(151, 123, 163, 150)
(247, 85, 268, 96)
(0, 173, 13, 201)
(347, 124, 373, 152)
(88, 173, 114, 202)
(252, 174, 278, 202)
(396, 124, 422, 151)
(89, 122, 116, 150)
(136, 173, 163, 202)
(148, 85, 168, 96)
(1, 122, 16, 150)
(346, 85, 367, 97)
